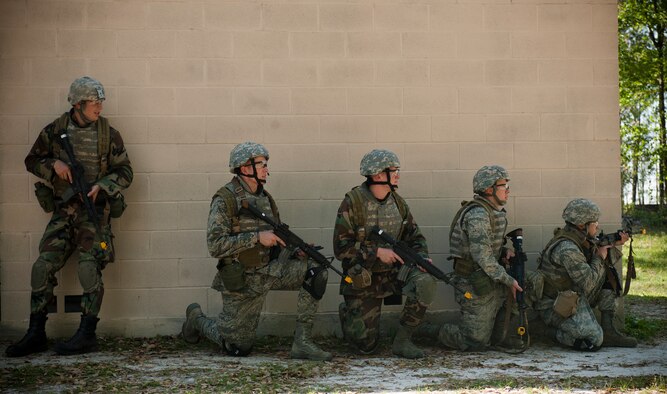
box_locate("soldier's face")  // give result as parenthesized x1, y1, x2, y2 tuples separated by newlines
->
(491, 181, 510, 205)
(75, 99, 103, 122)
(241, 156, 269, 183)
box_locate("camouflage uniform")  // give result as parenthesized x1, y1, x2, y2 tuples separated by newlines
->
(182, 142, 331, 360)
(535, 198, 636, 350)
(334, 149, 436, 357)
(429, 165, 515, 351)
(7, 77, 133, 357)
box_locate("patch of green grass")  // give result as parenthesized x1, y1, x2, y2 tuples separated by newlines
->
(625, 314, 667, 341)
(624, 230, 667, 297)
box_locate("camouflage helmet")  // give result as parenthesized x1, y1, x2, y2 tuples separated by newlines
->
(229, 141, 269, 173)
(473, 165, 510, 193)
(360, 149, 400, 176)
(562, 198, 600, 226)
(67, 76, 106, 105)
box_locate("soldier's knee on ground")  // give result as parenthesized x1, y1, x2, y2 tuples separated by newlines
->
(223, 340, 254, 357)
(78, 259, 103, 293)
(414, 274, 436, 305)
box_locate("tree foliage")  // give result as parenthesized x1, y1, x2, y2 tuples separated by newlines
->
(619, 0, 667, 206)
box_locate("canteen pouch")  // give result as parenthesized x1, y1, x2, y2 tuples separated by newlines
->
(553, 290, 579, 318)
(468, 270, 494, 297)
(349, 264, 372, 289)
(108, 193, 127, 218)
(34, 182, 55, 213)
(219, 259, 246, 292)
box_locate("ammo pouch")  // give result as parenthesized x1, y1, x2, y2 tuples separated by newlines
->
(108, 193, 127, 218)
(468, 270, 494, 297)
(91, 224, 115, 264)
(34, 182, 55, 213)
(217, 259, 246, 292)
(553, 290, 579, 318)
(348, 264, 372, 289)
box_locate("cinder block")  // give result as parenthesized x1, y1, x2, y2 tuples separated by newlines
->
(118, 87, 175, 115)
(566, 32, 617, 59)
(149, 174, 209, 202)
(279, 200, 329, 228)
(148, 117, 205, 144)
(205, 117, 265, 143)
(89, 59, 148, 87)
(126, 144, 178, 173)
(431, 61, 485, 87)
(175, 88, 234, 115)
(263, 116, 320, 144)
(485, 115, 539, 141)
(175, 31, 233, 59)
(87, 2, 145, 29)
(177, 144, 230, 173)
(596, 197, 622, 225)
(595, 113, 621, 141)
(374, 4, 428, 31)
(458, 32, 510, 59)
(263, 60, 318, 86)
(538, 59, 593, 85)
(120, 202, 178, 231)
(103, 288, 208, 318)
(512, 32, 565, 58)
(397, 171, 432, 198)
(1, 291, 30, 323)
(118, 30, 175, 58)
(1, 173, 29, 203)
(291, 88, 347, 115)
(28, 1, 83, 28)
(459, 87, 511, 114)
(541, 169, 595, 197)
(375, 61, 428, 86)
(149, 59, 205, 87)
(268, 144, 347, 172)
(567, 141, 620, 169)
(262, 3, 317, 31)
(508, 169, 542, 197)
(178, 202, 210, 231)
(402, 32, 457, 59)
(233, 31, 289, 58)
(459, 142, 514, 170)
(57, 30, 116, 58)
(320, 116, 376, 142)
(1, 87, 58, 115)
(319, 3, 373, 31)
(515, 197, 568, 226)
(409, 198, 463, 227)
(206, 59, 260, 86)
(433, 170, 476, 197)
(541, 114, 595, 141)
(318, 172, 362, 200)
(375, 116, 430, 142)
(348, 32, 402, 59)
(0, 58, 27, 85)
(234, 88, 290, 115)
(595, 169, 622, 197)
(347, 88, 402, 115)
(593, 4, 618, 32)
(486, 60, 537, 86)
(430, 4, 484, 31)
(319, 60, 374, 87)
(566, 86, 618, 113)
(121, 174, 150, 203)
(120, 259, 180, 289)
(178, 258, 217, 287)
(432, 115, 485, 142)
(113, 231, 152, 260)
(291, 32, 346, 58)
(484, 5, 537, 31)
(0, 117, 29, 144)
(512, 87, 566, 113)
(0, 232, 30, 262)
(148, 2, 203, 29)
(1, 144, 32, 174)
(0, 0, 26, 27)
(0, 29, 55, 57)
(151, 230, 208, 259)
(593, 60, 618, 86)
(268, 173, 322, 199)
(110, 117, 148, 145)
(515, 142, 567, 169)
(1, 203, 50, 232)
(538, 5, 592, 32)
(204, 3, 261, 30)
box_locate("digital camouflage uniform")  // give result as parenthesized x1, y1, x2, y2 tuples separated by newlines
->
(182, 142, 331, 361)
(534, 198, 637, 350)
(334, 149, 436, 358)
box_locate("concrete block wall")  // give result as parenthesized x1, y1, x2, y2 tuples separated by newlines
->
(0, 0, 621, 337)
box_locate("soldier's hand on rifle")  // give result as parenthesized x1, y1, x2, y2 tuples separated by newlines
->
(615, 231, 630, 246)
(376, 247, 404, 265)
(596, 244, 611, 260)
(54, 159, 72, 183)
(258, 230, 285, 248)
(505, 248, 515, 260)
(87, 184, 101, 203)
(510, 279, 523, 300)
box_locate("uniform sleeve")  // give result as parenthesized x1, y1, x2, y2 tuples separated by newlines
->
(96, 127, 133, 196)
(464, 207, 514, 287)
(207, 196, 259, 259)
(24, 123, 57, 181)
(333, 195, 376, 266)
(552, 241, 605, 297)
(399, 207, 429, 259)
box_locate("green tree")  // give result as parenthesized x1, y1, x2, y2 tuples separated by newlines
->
(619, 0, 667, 206)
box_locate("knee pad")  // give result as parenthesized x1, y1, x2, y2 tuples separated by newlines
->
(223, 340, 253, 357)
(573, 338, 600, 352)
(31, 258, 50, 292)
(78, 259, 103, 293)
(302, 266, 328, 300)
(415, 274, 436, 305)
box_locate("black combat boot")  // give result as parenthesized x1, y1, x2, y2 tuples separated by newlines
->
(601, 311, 638, 348)
(53, 314, 100, 355)
(5, 312, 48, 357)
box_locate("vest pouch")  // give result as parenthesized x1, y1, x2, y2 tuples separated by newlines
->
(348, 264, 372, 289)
(34, 182, 55, 213)
(108, 193, 127, 218)
(91, 224, 115, 264)
(238, 246, 267, 269)
(553, 290, 579, 318)
(468, 270, 494, 297)
(219, 260, 246, 292)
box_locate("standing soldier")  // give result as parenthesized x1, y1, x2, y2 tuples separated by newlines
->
(181, 142, 332, 361)
(534, 198, 637, 350)
(7, 76, 133, 357)
(416, 165, 522, 351)
(334, 149, 436, 359)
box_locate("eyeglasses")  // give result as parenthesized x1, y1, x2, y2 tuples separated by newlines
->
(246, 160, 268, 169)
(494, 183, 510, 191)
(86, 99, 104, 106)
(387, 168, 400, 175)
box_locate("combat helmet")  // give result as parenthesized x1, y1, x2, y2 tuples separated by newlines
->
(360, 149, 400, 176)
(473, 165, 510, 194)
(67, 76, 105, 105)
(562, 198, 600, 226)
(229, 141, 269, 173)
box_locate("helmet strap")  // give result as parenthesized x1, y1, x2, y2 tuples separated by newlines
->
(73, 102, 95, 127)
(365, 169, 396, 192)
(238, 158, 266, 185)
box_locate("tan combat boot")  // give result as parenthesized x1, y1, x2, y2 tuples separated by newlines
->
(181, 303, 203, 344)
(392, 325, 424, 359)
(601, 311, 637, 348)
(290, 322, 333, 361)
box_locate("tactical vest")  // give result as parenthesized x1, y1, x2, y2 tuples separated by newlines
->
(346, 185, 408, 272)
(537, 226, 591, 297)
(214, 177, 279, 269)
(448, 197, 506, 275)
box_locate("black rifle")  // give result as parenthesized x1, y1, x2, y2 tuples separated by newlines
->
(240, 200, 351, 283)
(58, 132, 108, 251)
(505, 228, 528, 344)
(596, 227, 636, 296)
(369, 226, 472, 299)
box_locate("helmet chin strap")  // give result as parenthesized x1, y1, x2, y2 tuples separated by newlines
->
(239, 158, 266, 186)
(366, 169, 397, 192)
(73, 102, 95, 126)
